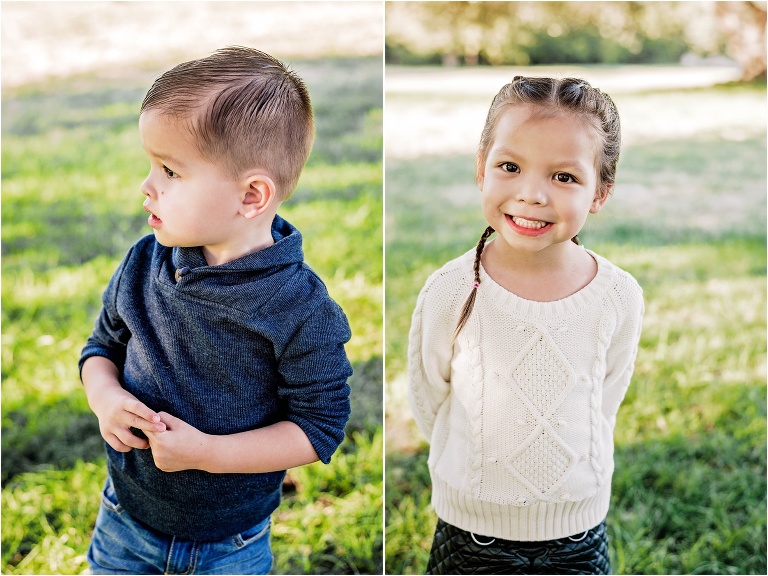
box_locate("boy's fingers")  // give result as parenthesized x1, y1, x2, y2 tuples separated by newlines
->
(115, 429, 150, 450)
(128, 412, 166, 432)
(106, 433, 135, 453)
(121, 398, 165, 432)
(123, 398, 161, 425)
(156, 411, 178, 429)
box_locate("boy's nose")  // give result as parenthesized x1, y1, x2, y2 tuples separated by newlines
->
(141, 175, 156, 198)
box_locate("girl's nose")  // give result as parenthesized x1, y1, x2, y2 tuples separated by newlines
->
(516, 178, 547, 205)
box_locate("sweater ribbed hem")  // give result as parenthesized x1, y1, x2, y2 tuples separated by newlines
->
(431, 475, 612, 542)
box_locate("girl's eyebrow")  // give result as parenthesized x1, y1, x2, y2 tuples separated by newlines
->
(554, 160, 591, 174)
(489, 146, 520, 159)
(490, 146, 590, 174)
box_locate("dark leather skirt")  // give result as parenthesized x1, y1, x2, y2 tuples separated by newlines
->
(425, 518, 611, 575)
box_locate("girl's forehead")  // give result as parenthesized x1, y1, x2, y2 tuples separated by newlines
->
(491, 105, 601, 154)
(497, 104, 594, 132)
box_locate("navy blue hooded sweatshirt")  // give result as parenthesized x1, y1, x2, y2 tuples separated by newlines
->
(80, 215, 352, 540)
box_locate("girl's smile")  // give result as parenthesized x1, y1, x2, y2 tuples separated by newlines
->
(506, 215, 552, 235)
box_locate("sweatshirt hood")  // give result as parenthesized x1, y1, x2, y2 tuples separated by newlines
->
(161, 215, 308, 312)
(170, 214, 304, 274)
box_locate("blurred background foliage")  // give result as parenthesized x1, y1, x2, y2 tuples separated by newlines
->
(386, 1, 766, 80)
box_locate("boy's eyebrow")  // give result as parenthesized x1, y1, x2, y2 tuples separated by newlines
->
(144, 146, 187, 169)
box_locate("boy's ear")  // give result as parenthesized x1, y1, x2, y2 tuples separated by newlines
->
(239, 172, 277, 219)
(590, 183, 612, 214)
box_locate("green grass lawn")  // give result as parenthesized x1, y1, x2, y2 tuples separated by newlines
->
(384, 80, 766, 574)
(2, 56, 383, 574)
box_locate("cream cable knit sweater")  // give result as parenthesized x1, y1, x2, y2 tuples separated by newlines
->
(408, 246, 644, 542)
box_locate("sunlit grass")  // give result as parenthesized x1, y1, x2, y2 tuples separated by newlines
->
(2, 461, 102, 575)
(2, 57, 383, 574)
(3, 429, 384, 575)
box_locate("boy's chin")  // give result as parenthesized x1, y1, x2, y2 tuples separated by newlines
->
(150, 232, 186, 248)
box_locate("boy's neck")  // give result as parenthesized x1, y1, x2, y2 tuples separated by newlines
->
(201, 214, 277, 266)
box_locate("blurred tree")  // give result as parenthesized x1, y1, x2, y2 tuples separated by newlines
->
(400, 2, 517, 66)
(386, 1, 764, 75)
(716, 1, 766, 80)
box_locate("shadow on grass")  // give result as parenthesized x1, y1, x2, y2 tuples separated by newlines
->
(384, 447, 432, 575)
(2, 203, 149, 272)
(2, 357, 382, 487)
(1, 396, 102, 487)
(611, 403, 767, 573)
(385, 383, 767, 574)
(385, 448, 431, 513)
(347, 356, 383, 433)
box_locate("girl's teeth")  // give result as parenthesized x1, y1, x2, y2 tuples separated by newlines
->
(512, 216, 548, 229)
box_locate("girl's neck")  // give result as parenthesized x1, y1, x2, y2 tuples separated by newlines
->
(481, 239, 597, 302)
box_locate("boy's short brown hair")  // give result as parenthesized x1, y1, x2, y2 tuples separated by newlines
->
(140, 46, 314, 200)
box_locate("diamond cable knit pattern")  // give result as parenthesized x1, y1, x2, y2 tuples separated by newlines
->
(408, 246, 643, 542)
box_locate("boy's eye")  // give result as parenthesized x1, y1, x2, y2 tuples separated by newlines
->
(555, 172, 575, 183)
(500, 162, 520, 173)
(163, 165, 177, 179)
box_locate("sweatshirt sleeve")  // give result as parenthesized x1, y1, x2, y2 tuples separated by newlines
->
(601, 275, 645, 425)
(78, 246, 136, 379)
(278, 295, 353, 465)
(407, 276, 454, 442)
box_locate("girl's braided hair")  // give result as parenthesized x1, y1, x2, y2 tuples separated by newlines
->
(455, 225, 495, 337)
(454, 76, 621, 338)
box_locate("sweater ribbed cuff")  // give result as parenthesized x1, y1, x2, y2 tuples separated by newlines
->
(431, 475, 612, 542)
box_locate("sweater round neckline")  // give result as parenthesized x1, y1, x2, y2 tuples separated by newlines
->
(475, 247, 615, 317)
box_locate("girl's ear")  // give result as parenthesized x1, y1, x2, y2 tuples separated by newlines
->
(240, 173, 277, 219)
(590, 183, 612, 214)
(476, 153, 486, 190)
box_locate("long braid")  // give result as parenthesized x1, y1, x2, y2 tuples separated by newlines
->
(454, 226, 495, 338)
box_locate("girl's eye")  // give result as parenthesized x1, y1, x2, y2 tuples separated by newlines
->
(163, 165, 177, 179)
(500, 162, 520, 173)
(555, 172, 575, 183)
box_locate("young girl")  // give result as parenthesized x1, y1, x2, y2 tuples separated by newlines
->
(408, 76, 644, 574)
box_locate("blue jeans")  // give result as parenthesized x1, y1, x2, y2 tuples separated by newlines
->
(87, 476, 273, 574)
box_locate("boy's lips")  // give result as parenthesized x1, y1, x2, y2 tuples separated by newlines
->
(144, 205, 162, 228)
(505, 214, 552, 236)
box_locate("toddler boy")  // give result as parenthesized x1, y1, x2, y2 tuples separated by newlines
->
(79, 47, 352, 574)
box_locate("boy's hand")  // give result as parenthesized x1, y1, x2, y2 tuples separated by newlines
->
(92, 387, 167, 452)
(146, 412, 209, 473)
(82, 356, 166, 452)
